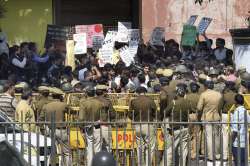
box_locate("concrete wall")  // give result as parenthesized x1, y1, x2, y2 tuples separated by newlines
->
(0, 0, 53, 50)
(142, 0, 250, 47)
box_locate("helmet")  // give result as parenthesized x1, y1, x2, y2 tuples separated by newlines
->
(91, 151, 116, 166)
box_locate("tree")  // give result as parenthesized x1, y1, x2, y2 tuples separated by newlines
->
(195, 0, 214, 5)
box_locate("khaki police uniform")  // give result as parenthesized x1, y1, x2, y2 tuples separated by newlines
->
(129, 94, 157, 166)
(15, 99, 36, 132)
(197, 89, 223, 160)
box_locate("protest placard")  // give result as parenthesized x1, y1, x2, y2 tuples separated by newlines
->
(92, 35, 104, 51)
(73, 33, 87, 54)
(198, 17, 212, 34)
(187, 15, 198, 25)
(119, 46, 134, 67)
(44, 24, 68, 47)
(150, 27, 165, 46)
(116, 22, 132, 43)
(98, 48, 113, 67)
(181, 25, 197, 47)
(75, 24, 104, 48)
(102, 31, 117, 49)
(128, 29, 140, 46)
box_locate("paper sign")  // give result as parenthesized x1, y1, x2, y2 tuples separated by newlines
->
(111, 129, 137, 150)
(128, 29, 140, 46)
(234, 45, 250, 73)
(66, 40, 76, 70)
(181, 25, 197, 47)
(119, 46, 134, 67)
(92, 35, 104, 51)
(117, 22, 132, 43)
(198, 17, 212, 34)
(73, 33, 87, 54)
(187, 15, 198, 25)
(98, 48, 113, 67)
(103, 31, 117, 48)
(150, 27, 165, 46)
(75, 24, 104, 48)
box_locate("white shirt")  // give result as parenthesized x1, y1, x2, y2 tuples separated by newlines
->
(231, 105, 250, 148)
(12, 57, 27, 68)
(78, 68, 88, 81)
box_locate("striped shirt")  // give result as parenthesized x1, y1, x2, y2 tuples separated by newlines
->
(0, 93, 17, 120)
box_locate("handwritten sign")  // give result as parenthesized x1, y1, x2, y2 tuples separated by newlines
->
(116, 22, 132, 43)
(92, 35, 104, 51)
(102, 31, 117, 49)
(98, 48, 113, 67)
(73, 33, 87, 54)
(198, 17, 212, 34)
(75, 24, 104, 48)
(65, 40, 76, 70)
(45, 24, 68, 47)
(181, 25, 197, 47)
(119, 46, 134, 67)
(150, 27, 165, 46)
(187, 15, 198, 25)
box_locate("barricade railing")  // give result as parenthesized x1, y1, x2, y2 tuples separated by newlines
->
(0, 117, 249, 166)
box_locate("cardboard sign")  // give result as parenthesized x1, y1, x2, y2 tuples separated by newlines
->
(44, 24, 68, 47)
(117, 22, 132, 43)
(119, 46, 134, 67)
(98, 48, 113, 67)
(73, 33, 87, 54)
(75, 24, 104, 48)
(187, 15, 198, 25)
(92, 35, 104, 51)
(65, 40, 76, 70)
(102, 31, 117, 48)
(150, 27, 165, 46)
(198, 17, 212, 34)
(181, 25, 197, 47)
(112, 129, 137, 150)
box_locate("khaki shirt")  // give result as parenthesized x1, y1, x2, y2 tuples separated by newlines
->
(129, 95, 157, 122)
(15, 100, 36, 132)
(197, 89, 223, 121)
(79, 97, 104, 122)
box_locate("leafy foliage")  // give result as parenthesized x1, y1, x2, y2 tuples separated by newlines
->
(195, 0, 214, 5)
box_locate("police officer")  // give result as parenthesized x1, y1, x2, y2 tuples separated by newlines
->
(129, 86, 157, 166)
(208, 68, 225, 93)
(186, 82, 201, 160)
(79, 86, 110, 166)
(164, 84, 191, 166)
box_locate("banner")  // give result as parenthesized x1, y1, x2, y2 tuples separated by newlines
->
(75, 24, 104, 48)
(181, 25, 197, 47)
(119, 46, 134, 67)
(44, 24, 68, 47)
(150, 27, 165, 46)
(73, 33, 87, 54)
(187, 15, 198, 25)
(65, 40, 76, 70)
(198, 17, 212, 34)
(98, 48, 113, 67)
(116, 22, 132, 43)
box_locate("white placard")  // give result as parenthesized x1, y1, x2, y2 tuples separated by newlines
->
(128, 29, 140, 46)
(234, 45, 250, 72)
(119, 46, 134, 67)
(117, 22, 132, 43)
(102, 31, 117, 49)
(73, 33, 87, 54)
(98, 48, 113, 67)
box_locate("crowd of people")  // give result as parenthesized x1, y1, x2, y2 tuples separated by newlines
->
(0, 30, 250, 166)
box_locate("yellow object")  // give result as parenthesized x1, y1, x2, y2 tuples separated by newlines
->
(156, 128, 165, 150)
(243, 94, 250, 110)
(112, 128, 137, 150)
(162, 69, 173, 77)
(70, 127, 86, 149)
(66, 40, 76, 70)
